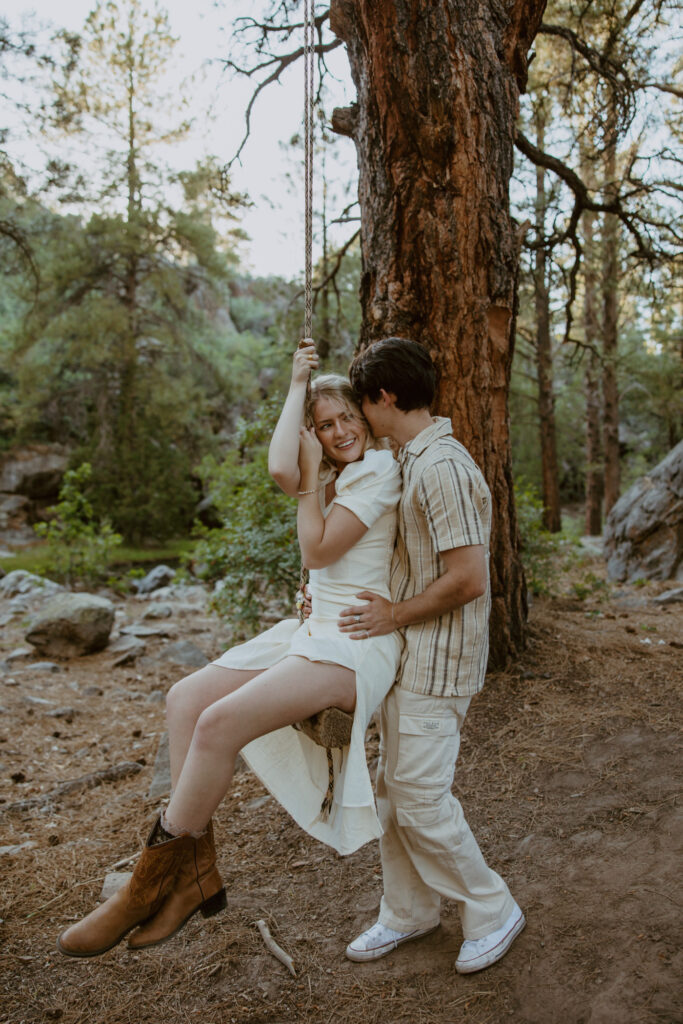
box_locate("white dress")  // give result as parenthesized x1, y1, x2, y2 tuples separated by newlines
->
(212, 448, 402, 855)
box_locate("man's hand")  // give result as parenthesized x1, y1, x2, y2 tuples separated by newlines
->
(338, 591, 395, 639)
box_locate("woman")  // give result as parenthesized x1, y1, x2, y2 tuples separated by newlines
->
(57, 340, 402, 958)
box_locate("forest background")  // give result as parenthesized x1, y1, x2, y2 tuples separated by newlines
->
(1, 0, 681, 634)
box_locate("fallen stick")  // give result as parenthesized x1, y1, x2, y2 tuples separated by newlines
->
(0, 761, 143, 817)
(256, 918, 296, 977)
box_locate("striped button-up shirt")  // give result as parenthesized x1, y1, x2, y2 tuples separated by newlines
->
(390, 417, 491, 697)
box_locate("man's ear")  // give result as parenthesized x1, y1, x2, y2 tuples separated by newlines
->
(378, 388, 398, 408)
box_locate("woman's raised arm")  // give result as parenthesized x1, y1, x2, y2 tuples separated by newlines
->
(268, 340, 319, 497)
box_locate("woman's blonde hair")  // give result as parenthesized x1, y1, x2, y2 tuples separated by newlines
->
(305, 373, 380, 474)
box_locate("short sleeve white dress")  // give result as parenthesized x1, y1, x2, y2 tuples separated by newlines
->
(212, 448, 402, 855)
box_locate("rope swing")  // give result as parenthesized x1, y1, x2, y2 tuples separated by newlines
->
(294, 0, 354, 790)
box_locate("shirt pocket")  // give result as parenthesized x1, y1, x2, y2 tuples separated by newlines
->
(392, 713, 462, 788)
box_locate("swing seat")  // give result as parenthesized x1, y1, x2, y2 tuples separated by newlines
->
(294, 706, 354, 748)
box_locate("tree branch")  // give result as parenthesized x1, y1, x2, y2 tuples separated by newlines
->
(515, 130, 656, 260)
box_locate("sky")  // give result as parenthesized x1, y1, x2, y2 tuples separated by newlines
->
(11, 0, 358, 278)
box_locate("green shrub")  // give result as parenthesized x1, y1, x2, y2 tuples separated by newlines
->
(33, 462, 122, 585)
(187, 398, 300, 637)
(514, 480, 565, 595)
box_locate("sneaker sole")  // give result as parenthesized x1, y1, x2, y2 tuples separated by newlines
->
(455, 912, 526, 974)
(346, 924, 440, 963)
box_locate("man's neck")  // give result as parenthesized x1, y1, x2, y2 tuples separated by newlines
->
(391, 408, 435, 447)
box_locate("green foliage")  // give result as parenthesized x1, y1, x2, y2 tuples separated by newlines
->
(515, 480, 565, 595)
(33, 462, 122, 584)
(188, 398, 300, 637)
(571, 572, 608, 601)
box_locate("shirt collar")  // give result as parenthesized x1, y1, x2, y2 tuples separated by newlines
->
(397, 416, 453, 466)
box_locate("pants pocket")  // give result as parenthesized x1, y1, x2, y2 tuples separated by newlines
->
(391, 713, 461, 787)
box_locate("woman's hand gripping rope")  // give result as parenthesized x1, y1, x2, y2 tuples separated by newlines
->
(292, 338, 318, 384)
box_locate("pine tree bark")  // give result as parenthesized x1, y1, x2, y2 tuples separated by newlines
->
(330, 0, 546, 666)
(533, 107, 561, 533)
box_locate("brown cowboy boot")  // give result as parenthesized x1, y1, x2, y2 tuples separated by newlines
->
(127, 820, 226, 949)
(57, 819, 192, 958)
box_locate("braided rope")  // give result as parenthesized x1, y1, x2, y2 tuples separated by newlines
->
(295, 5, 351, 796)
(298, 0, 316, 623)
(303, 0, 315, 341)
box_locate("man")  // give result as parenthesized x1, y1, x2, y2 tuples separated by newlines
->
(338, 337, 524, 974)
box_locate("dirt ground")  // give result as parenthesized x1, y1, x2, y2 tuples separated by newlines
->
(0, 562, 681, 1024)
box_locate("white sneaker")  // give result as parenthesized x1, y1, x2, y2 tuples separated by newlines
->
(455, 904, 525, 974)
(346, 920, 439, 962)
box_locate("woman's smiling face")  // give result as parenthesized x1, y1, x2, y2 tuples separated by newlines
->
(312, 396, 368, 468)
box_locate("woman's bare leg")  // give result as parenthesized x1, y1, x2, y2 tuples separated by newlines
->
(164, 656, 355, 836)
(166, 665, 262, 788)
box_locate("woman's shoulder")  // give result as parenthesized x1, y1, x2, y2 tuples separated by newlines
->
(336, 447, 399, 492)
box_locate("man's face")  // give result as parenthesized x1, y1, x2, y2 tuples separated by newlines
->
(360, 395, 388, 439)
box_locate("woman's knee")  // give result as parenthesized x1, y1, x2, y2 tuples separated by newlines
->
(166, 669, 207, 722)
(193, 701, 235, 752)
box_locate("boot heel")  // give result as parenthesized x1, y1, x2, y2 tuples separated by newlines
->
(200, 887, 227, 919)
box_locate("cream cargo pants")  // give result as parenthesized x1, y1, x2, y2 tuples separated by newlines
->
(377, 687, 515, 940)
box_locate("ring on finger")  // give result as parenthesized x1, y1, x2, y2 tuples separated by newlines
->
(354, 614, 361, 623)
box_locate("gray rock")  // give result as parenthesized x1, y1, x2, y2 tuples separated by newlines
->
(25, 593, 115, 657)
(0, 840, 37, 856)
(0, 570, 62, 599)
(25, 661, 61, 673)
(82, 684, 104, 697)
(142, 602, 174, 620)
(604, 440, 683, 582)
(147, 732, 171, 799)
(0, 493, 30, 533)
(147, 689, 165, 703)
(119, 623, 176, 639)
(23, 694, 54, 706)
(108, 634, 145, 653)
(5, 648, 33, 663)
(100, 871, 132, 900)
(0, 443, 68, 498)
(45, 706, 76, 719)
(246, 795, 271, 811)
(134, 565, 176, 594)
(143, 583, 206, 606)
(158, 640, 209, 668)
(653, 587, 683, 605)
(108, 634, 146, 667)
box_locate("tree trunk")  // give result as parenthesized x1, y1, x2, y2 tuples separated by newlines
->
(582, 202, 603, 535)
(533, 107, 562, 533)
(602, 104, 621, 515)
(330, 0, 546, 667)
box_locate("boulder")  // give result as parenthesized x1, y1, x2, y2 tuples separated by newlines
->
(0, 493, 31, 530)
(25, 593, 115, 657)
(134, 565, 176, 594)
(0, 570, 62, 599)
(604, 441, 683, 582)
(0, 444, 68, 499)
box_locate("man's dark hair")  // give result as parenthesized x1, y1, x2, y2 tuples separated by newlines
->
(349, 337, 436, 411)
